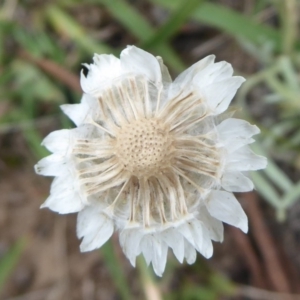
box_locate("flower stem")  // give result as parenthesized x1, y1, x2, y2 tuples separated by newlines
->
(137, 256, 162, 300)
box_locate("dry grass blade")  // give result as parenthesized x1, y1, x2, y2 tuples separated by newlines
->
(18, 51, 81, 93)
(242, 192, 291, 293)
(230, 227, 267, 289)
(236, 285, 300, 300)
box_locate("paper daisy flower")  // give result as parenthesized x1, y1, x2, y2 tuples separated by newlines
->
(35, 46, 266, 276)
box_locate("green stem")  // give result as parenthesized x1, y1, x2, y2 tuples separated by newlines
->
(280, 0, 298, 55)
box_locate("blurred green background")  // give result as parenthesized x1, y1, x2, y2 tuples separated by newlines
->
(1, 0, 300, 299)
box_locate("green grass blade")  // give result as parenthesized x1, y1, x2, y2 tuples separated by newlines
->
(152, 44, 186, 72)
(101, 241, 133, 300)
(0, 238, 26, 292)
(45, 5, 113, 55)
(150, 0, 282, 52)
(141, 0, 204, 49)
(251, 172, 281, 208)
(98, 0, 185, 72)
(281, 182, 300, 208)
(251, 143, 293, 192)
(262, 159, 294, 192)
(264, 159, 293, 191)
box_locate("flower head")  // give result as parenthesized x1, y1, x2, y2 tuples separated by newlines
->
(35, 46, 267, 276)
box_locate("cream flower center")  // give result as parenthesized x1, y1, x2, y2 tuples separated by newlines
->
(115, 118, 173, 177)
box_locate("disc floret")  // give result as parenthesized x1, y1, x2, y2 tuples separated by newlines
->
(115, 118, 173, 177)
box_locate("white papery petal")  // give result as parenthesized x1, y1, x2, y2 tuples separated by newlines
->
(140, 234, 162, 266)
(141, 241, 152, 266)
(78, 207, 114, 252)
(211, 61, 234, 82)
(198, 207, 224, 242)
(169, 55, 215, 98)
(156, 56, 172, 85)
(119, 229, 143, 267)
(221, 171, 254, 192)
(200, 225, 213, 258)
(80, 54, 121, 95)
(227, 146, 268, 171)
(218, 118, 260, 139)
(121, 46, 161, 83)
(184, 240, 197, 264)
(206, 191, 248, 233)
(61, 94, 99, 127)
(41, 175, 84, 214)
(193, 61, 233, 88)
(217, 118, 259, 152)
(34, 154, 68, 176)
(190, 220, 213, 258)
(177, 220, 213, 258)
(61, 101, 90, 126)
(174, 55, 215, 86)
(77, 206, 103, 238)
(178, 223, 196, 248)
(152, 242, 168, 277)
(93, 53, 120, 73)
(41, 129, 72, 153)
(202, 77, 245, 114)
(41, 193, 84, 214)
(160, 228, 185, 263)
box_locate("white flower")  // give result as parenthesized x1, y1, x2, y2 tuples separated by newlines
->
(35, 46, 267, 276)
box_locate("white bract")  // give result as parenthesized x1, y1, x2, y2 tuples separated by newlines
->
(35, 46, 267, 276)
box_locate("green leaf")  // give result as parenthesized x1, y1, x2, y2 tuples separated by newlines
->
(150, 0, 282, 52)
(0, 238, 26, 292)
